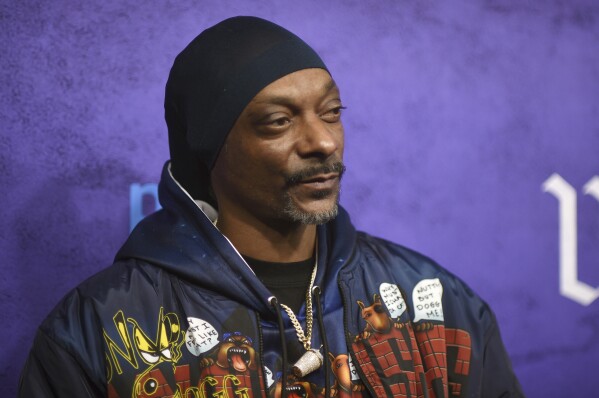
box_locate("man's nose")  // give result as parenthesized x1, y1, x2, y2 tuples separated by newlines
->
(296, 115, 342, 159)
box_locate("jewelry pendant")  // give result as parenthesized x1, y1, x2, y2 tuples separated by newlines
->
(292, 348, 323, 377)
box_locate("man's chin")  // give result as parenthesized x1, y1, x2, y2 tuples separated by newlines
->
(282, 198, 339, 225)
(286, 205, 339, 225)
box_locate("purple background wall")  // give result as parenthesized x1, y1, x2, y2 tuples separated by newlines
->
(2, 1, 598, 396)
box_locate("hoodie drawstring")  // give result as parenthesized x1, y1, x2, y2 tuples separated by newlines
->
(312, 285, 330, 398)
(269, 296, 288, 398)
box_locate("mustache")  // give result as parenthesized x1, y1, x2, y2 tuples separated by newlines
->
(285, 161, 346, 186)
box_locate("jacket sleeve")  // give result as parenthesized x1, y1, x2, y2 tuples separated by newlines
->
(481, 316, 526, 398)
(19, 329, 105, 398)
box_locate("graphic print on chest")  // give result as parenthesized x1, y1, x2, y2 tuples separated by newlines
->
(103, 309, 266, 398)
(350, 280, 472, 398)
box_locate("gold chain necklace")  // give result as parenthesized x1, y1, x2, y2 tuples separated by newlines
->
(278, 257, 323, 377)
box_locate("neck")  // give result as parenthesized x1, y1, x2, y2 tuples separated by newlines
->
(216, 211, 316, 262)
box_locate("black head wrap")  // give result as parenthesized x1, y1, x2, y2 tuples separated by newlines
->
(165, 16, 328, 207)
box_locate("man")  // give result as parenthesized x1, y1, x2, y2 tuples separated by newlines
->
(20, 16, 523, 397)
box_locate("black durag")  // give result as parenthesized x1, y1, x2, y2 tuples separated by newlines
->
(165, 16, 329, 207)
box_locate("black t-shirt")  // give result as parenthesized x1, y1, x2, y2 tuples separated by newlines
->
(243, 255, 314, 314)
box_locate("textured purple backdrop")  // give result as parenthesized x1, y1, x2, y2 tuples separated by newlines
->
(2, 1, 599, 396)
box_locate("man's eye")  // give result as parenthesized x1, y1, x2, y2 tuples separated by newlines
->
(263, 116, 291, 129)
(321, 106, 346, 122)
(272, 118, 290, 127)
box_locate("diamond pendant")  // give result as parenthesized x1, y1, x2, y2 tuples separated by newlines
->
(291, 348, 323, 377)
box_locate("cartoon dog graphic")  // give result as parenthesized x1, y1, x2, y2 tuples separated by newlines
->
(199, 332, 258, 373)
(328, 353, 365, 398)
(351, 294, 421, 397)
(351, 292, 459, 398)
(199, 332, 265, 398)
(354, 294, 406, 341)
(271, 375, 325, 398)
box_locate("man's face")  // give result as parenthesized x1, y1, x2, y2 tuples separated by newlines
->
(211, 68, 345, 226)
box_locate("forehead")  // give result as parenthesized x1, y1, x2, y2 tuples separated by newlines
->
(247, 68, 339, 107)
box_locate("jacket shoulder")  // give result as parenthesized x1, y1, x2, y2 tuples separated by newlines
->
(33, 260, 156, 380)
(355, 232, 475, 288)
(353, 231, 494, 327)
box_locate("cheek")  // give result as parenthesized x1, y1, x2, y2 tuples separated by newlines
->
(253, 142, 295, 178)
(221, 148, 287, 198)
(212, 146, 255, 201)
(213, 131, 296, 195)
(219, 140, 263, 181)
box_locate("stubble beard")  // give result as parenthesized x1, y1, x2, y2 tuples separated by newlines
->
(282, 189, 340, 225)
(281, 161, 345, 225)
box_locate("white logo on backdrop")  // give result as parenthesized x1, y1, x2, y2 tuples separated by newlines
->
(543, 174, 599, 306)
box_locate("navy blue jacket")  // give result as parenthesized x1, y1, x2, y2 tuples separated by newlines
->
(20, 163, 523, 398)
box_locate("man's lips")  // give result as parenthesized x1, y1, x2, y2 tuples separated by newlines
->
(285, 161, 346, 186)
(297, 173, 339, 189)
(299, 173, 339, 184)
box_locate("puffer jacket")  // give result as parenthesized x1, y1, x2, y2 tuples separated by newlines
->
(19, 162, 524, 398)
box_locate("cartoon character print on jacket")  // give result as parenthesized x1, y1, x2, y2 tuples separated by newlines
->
(328, 353, 365, 398)
(271, 375, 325, 398)
(104, 307, 187, 398)
(351, 293, 425, 398)
(350, 281, 472, 398)
(198, 332, 265, 398)
(104, 309, 266, 398)
(409, 279, 471, 398)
